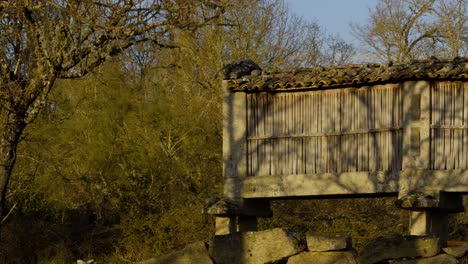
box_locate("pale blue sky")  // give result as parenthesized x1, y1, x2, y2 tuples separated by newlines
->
(286, 0, 377, 45)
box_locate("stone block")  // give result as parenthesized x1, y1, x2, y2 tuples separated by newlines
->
(137, 241, 213, 264)
(306, 234, 351, 252)
(393, 253, 458, 264)
(359, 236, 440, 264)
(396, 191, 464, 213)
(210, 228, 305, 264)
(215, 217, 236, 235)
(442, 244, 468, 258)
(287, 250, 358, 264)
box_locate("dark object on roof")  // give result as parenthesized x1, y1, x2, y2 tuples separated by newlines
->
(226, 57, 468, 91)
(221, 59, 262, 80)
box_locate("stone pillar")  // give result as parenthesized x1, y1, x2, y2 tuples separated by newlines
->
(396, 190, 464, 246)
(215, 217, 237, 235)
(205, 197, 272, 235)
(410, 211, 448, 243)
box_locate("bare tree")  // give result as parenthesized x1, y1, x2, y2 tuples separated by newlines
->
(431, 0, 467, 57)
(322, 34, 356, 66)
(351, 0, 465, 63)
(215, 0, 321, 70)
(0, 0, 225, 226)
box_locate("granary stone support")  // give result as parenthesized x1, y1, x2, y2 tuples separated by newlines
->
(204, 197, 272, 235)
(396, 190, 464, 245)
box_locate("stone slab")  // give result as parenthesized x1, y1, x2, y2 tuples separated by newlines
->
(393, 253, 457, 264)
(210, 228, 305, 264)
(235, 170, 468, 199)
(442, 244, 468, 258)
(287, 250, 358, 264)
(306, 234, 352, 252)
(359, 236, 440, 264)
(396, 191, 464, 212)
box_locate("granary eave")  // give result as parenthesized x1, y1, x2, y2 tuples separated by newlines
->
(226, 57, 468, 92)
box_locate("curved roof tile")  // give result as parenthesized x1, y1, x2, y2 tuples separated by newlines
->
(226, 57, 468, 91)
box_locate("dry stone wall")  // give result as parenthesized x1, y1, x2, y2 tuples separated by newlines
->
(139, 228, 468, 264)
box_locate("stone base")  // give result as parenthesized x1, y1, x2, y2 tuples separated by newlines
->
(210, 228, 305, 264)
(397, 190, 465, 246)
(359, 236, 440, 264)
(288, 250, 357, 264)
(410, 211, 448, 246)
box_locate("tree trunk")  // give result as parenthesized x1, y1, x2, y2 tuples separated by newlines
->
(0, 76, 55, 234)
(0, 110, 26, 228)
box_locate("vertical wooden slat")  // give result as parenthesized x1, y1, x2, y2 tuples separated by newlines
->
(301, 93, 307, 174)
(383, 87, 388, 170)
(333, 91, 337, 173)
(464, 83, 468, 168)
(369, 88, 376, 171)
(308, 93, 313, 174)
(304, 94, 309, 174)
(448, 83, 455, 169)
(251, 94, 256, 176)
(257, 94, 264, 176)
(443, 83, 449, 169)
(429, 85, 437, 169)
(351, 89, 357, 172)
(453, 84, 460, 168)
(270, 94, 275, 176)
(247, 94, 252, 176)
(342, 91, 347, 172)
(434, 84, 441, 169)
(266, 94, 272, 175)
(323, 92, 329, 173)
(365, 89, 370, 171)
(281, 94, 286, 176)
(390, 86, 396, 171)
(290, 94, 294, 175)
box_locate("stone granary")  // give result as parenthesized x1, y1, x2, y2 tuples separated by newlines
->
(206, 57, 468, 244)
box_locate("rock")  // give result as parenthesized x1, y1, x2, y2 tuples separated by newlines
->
(306, 234, 352, 252)
(395, 192, 463, 213)
(76, 261, 94, 264)
(204, 197, 239, 216)
(287, 250, 358, 264)
(395, 191, 440, 210)
(442, 244, 468, 258)
(221, 59, 262, 79)
(137, 241, 213, 264)
(204, 197, 272, 217)
(359, 236, 440, 264)
(392, 254, 458, 264)
(210, 228, 305, 264)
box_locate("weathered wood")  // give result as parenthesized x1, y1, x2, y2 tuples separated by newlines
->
(245, 84, 402, 177)
(430, 81, 468, 171)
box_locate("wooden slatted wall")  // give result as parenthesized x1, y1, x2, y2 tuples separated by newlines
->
(246, 84, 403, 177)
(430, 81, 468, 170)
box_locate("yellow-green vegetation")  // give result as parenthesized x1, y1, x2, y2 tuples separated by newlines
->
(4, 61, 222, 262)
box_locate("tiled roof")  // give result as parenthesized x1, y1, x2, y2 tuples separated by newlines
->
(225, 57, 468, 91)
